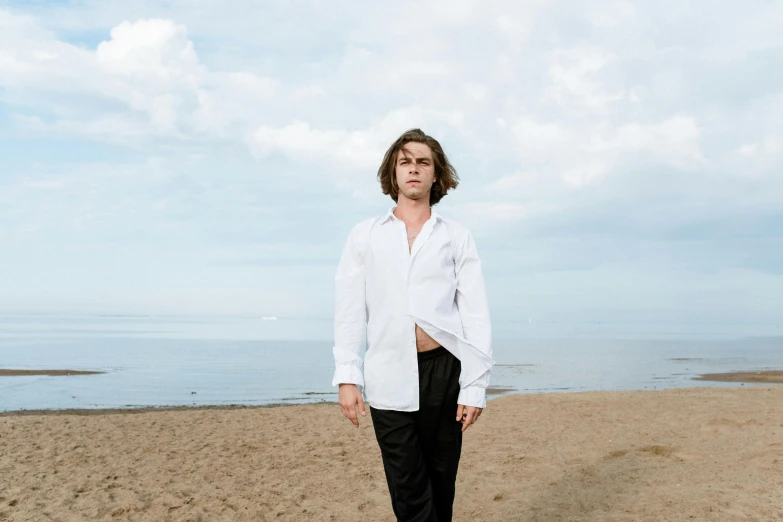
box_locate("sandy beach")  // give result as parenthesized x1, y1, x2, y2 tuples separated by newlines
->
(1, 385, 781, 521)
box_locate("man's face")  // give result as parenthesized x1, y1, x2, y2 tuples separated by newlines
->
(394, 142, 436, 203)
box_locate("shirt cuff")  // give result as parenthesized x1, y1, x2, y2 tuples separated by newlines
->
(457, 384, 487, 408)
(332, 364, 364, 388)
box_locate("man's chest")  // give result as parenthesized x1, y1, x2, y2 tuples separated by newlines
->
(406, 224, 424, 251)
(364, 225, 456, 289)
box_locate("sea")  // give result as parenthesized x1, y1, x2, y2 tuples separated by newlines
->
(1, 314, 781, 412)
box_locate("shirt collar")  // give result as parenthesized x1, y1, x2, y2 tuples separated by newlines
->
(380, 206, 441, 225)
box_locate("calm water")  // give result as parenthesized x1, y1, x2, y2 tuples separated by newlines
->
(1, 314, 781, 412)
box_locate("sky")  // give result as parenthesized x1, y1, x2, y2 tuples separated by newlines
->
(0, 0, 781, 325)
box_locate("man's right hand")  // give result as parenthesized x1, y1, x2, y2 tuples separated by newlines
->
(338, 383, 366, 428)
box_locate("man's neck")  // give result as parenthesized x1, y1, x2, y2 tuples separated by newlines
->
(393, 199, 431, 225)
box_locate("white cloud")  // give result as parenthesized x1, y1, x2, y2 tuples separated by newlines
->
(251, 121, 380, 169)
(291, 84, 327, 100)
(609, 116, 703, 166)
(453, 201, 528, 232)
(584, 0, 636, 27)
(0, 14, 277, 140)
(491, 170, 540, 191)
(544, 47, 625, 110)
(464, 83, 488, 103)
(510, 115, 703, 186)
(494, 14, 531, 49)
(13, 112, 153, 141)
(0, 4, 729, 196)
(250, 107, 466, 171)
(736, 136, 781, 158)
(95, 19, 200, 79)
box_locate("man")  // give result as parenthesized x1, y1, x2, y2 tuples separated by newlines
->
(332, 128, 494, 522)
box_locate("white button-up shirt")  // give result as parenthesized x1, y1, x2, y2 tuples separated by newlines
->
(331, 206, 494, 411)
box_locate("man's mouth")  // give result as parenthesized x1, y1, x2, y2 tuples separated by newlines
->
(407, 180, 420, 184)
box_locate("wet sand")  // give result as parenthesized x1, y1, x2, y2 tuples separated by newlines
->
(694, 370, 783, 383)
(1, 386, 782, 521)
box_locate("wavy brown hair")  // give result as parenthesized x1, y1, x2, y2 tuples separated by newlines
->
(377, 128, 459, 205)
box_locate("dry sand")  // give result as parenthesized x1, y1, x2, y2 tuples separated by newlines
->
(1, 386, 782, 521)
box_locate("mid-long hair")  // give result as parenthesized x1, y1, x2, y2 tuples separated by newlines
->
(377, 128, 459, 205)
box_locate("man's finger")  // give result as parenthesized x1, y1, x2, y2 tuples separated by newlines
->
(347, 407, 359, 427)
(460, 409, 470, 432)
(460, 410, 473, 432)
(357, 396, 367, 417)
(461, 408, 481, 432)
(456, 404, 464, 422)
(341, 401, 358, 427)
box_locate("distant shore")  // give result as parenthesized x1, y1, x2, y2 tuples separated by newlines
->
(0, 369, 105, 377)
(693, 370, 783, 383)
(1, 386, 781, 521)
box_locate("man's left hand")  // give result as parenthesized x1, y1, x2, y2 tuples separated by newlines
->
(456, 404, 483, 432)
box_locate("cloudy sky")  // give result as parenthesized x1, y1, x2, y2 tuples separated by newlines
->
(1, 0, 781, 326)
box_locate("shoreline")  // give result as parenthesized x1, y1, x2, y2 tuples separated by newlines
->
(2, 374, 780, 416)
(0, 401, 332, 417)
(1, 369, 780, 417)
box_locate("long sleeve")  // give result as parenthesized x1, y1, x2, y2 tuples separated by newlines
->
(455, 231, 493, 408)
(331, 224, 367, 389)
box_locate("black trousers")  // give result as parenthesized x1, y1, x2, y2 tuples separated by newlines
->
(369, 346, 463, 522)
